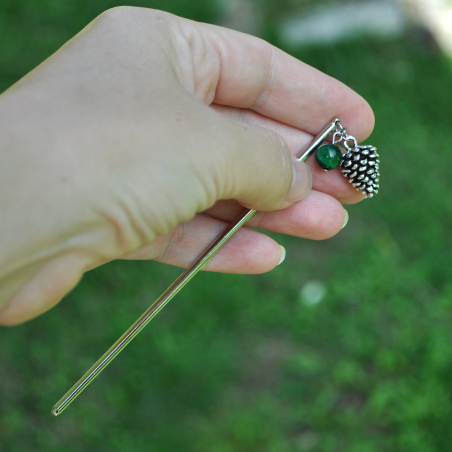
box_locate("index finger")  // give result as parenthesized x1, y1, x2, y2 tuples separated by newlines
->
(179, 19, 374, 141)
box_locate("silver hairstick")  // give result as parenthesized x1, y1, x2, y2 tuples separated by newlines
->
(51, 118, 379, 416)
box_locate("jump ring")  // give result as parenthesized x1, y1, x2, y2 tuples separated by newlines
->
(343, 136, 358, 150)
(332, 132, 343, 144)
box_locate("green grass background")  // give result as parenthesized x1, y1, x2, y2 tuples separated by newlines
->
(2, 1, 452, 451)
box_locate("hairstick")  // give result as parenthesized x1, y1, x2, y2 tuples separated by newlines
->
(51, 118, 379, 415)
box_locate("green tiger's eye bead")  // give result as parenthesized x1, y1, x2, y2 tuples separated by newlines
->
(315, 144, 343, 171)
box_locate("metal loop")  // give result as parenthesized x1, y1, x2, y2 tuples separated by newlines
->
(343, 136, 358, 151)
(332, 132, 343, 145)
(334, 119, 345, 134)
(332, 120, 357, 151)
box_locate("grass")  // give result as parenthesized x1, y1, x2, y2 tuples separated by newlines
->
(2, 1, 452, 451)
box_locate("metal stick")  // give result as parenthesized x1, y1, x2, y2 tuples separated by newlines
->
(52, 208, 256, 416)
(51, 118, 337, 416)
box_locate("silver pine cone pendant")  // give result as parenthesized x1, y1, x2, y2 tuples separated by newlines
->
(340, 145, 380, 197)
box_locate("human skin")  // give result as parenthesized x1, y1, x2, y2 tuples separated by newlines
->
(0, 7, 374, 325)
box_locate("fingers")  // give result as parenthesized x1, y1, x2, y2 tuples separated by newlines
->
(122, 189, 347, 278)
(212, 104, 365, 204)
(203, 190, 347, 240)
(0, 190, 345, 326)
(179, 18, 375, 141)
(121, 213, 284, 273)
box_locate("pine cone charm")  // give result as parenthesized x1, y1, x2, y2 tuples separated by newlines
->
(340, 145, 380, 198)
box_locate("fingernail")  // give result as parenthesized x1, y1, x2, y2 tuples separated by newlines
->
(278, 245, 286, 265)
(342, 209, 349, 229)
(285, 160, 312, 203)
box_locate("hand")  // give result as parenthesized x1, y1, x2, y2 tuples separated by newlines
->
(0, 7, 374, 325)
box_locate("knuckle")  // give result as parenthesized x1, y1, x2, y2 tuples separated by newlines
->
(97, 6, 171, 31)
(98, 6, 136, 24)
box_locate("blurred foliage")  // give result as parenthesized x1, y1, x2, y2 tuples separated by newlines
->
(261, 0, 343, 16)
(2, 1, 452, 452)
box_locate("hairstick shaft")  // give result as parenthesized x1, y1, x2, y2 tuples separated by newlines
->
(51, 119, 338, 416)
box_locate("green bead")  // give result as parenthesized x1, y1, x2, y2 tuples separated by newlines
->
(315, 144, 342, 170)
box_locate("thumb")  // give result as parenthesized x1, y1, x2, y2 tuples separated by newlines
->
(215, 114, 312, 211)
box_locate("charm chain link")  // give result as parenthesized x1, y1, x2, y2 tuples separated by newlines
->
(332, 119, 358, 151)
